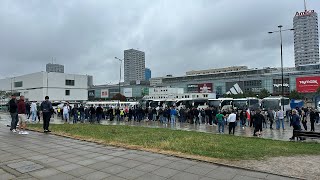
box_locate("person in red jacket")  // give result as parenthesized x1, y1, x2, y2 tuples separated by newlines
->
(17, 96, 28, 134)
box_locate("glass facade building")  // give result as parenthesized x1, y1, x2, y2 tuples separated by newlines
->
(159, 65, 320, 96)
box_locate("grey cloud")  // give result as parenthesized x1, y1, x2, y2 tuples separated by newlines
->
(0, 0, 319, 83)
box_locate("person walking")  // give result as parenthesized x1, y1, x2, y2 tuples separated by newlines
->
(17, 96, 28, 134)
(8, 95, 18, 132)
(30, 101, 37, 123)
(40, 96, 53, 133)
(227, 111, 237, 135)
(216, 111, 225, 134)
(252, 109, 265, 137)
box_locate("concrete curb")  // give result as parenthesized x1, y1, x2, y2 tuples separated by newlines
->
(26, 127, 302, 180)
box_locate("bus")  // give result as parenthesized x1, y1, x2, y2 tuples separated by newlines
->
(232, 98, 260, 111)
(261, 97, 290, 112)
(208, 98, 233, 112)
(149, 99, 165, 109)
(176, 98, 208, 109)
(86, 101, 138, 109)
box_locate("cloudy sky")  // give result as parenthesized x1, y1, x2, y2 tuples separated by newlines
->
(0, 0, 319, 84)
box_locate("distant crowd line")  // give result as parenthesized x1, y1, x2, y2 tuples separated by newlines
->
(7, 96, 319, 140)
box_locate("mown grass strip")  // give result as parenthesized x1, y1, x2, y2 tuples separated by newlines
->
(28, 124, 320, 160)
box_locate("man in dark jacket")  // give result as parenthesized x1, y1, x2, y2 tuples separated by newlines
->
(96, 105, 103, 123)
(251, 109, 265, 137)
(40, 96, 53, 133)
(17, 96, 27, 134)
(309, 109, 316, 132)
(78, 104, 85, 122)
(89, 105, 96, 123)
(290, 109, 302, 140)
(8, 95, 18, 132)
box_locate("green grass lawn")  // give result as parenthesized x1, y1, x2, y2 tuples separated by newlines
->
(28, 124, 320, 160)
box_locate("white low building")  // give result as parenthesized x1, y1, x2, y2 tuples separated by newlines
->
(0, 72, 92, 102)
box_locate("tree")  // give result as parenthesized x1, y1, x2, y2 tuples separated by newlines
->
(316, 86, 320, 94)
(112, 93, 126, 101)
(223, 93, 245, 98)
(258, 89, 270, 99)
(244, 91, 255, 98)
(288, 90, 303, 100)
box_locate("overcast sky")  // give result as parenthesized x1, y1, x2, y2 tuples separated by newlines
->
(0, 0, 319, 84)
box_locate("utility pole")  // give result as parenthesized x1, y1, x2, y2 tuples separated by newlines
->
(304, 0, 307, 11)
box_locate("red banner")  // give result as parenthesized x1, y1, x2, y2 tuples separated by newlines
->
(198, 83, 213, 93)
(296, 76, 320, 93)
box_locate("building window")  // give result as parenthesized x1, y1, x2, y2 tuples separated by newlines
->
(14, 81, 23, 88)
(65, 80, 75, 86)
(65, 90, 70, 96)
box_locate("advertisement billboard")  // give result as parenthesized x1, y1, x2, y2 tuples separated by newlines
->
(187, 83, 213, 93)
(296, 76, 320, 93)
(198, 83, 213, 93)
(123, 88, 133, 97)
(273, 78, 290, 95)
(101, 89, 109, 98)
(187, 84, 198, 93)
(226, 80, 262, 94)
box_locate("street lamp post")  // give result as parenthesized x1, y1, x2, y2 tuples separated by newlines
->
(115, 57, 123, 106)
(268, 25, 294, 111)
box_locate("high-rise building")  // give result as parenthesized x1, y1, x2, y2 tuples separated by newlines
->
(46, 63, 64, 73)
(124, 49, 145, 83)
(293, 9, 319, 67)
(145, 68, 151, 81)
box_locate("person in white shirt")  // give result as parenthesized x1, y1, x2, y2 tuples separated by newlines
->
(63, 104, 70, 123)
(227, 111, 237, 135)
(30, 101, 37, 122)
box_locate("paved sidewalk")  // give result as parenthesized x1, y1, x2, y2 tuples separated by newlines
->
(0, 126, 294, 180)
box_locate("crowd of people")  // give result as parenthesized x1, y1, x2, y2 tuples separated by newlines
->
(53, 104, 320, 138)
(7, 95, 319, 139)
